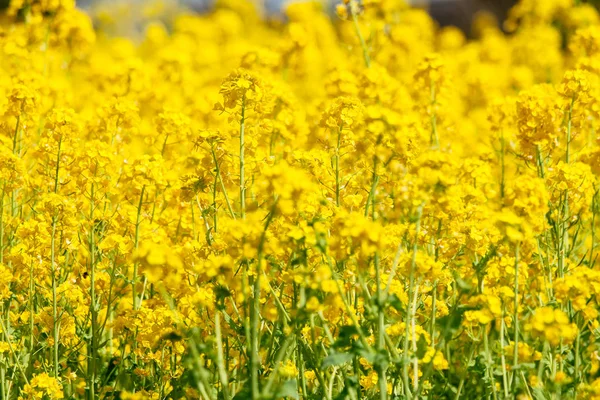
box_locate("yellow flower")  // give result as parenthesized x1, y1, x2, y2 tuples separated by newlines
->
(527, 307, 578, 347)
(19, 373, 64, 400)
(278, 360, 299, 379)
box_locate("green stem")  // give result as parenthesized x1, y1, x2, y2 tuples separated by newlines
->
(196, 195, 213, 246)
(0, 360, 4, 400)
(590, 190, 597, 267)
(574, 318, 581, 395)
(501, 305, 509, 398)
(215, 311, 230, 400)
(484, 327, 498, 400)
(454, 344, 477, 400)
(29, 261, 35, 364)
(212, 163, 218, 232)
(566, 97, 574, 164)
(239, 97, 246, 219)
(560, 192, 569, 279)
(535, 145, 545, 179)
(430, 82, 439, 148)
(403, 205, 423, 399)
(261, 334, 296, 397)
(297, 339, 308, 398)
(88, 183, 97, 400)
(51, 216, 59, 378)
(335, 125, 343, 207)
(430, 281, 437, 345)
(211, 146, 236, 220)
(512, 242, 521, 390)
(325, 258, 372, 351)
(0, 316, 28, 385)
(161, 134, 169, 156)
(500, 131, 505, 199)
(12, 108, 21, 155)
(133, 185, 145, 310)
(250, 202, 277, 399)
(374, 252, 387, 400)
(411, 284, 420, 393)
(557, 97, 575, 281)
(351, 10, 371, 68)
(51, 136, 62, 379)
(365, 157, 379, 218)
(0, 190, 4, 266)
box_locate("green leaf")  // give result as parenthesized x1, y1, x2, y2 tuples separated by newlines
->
(387, 294, 406, 314)
(454, 275, 473, 292)
(532, 387, 550, 400)
(322, 352, 354, 368)
(333, 325, 359, 348)
(334, 374, 358, 400)
(274, 379, 299, 399)
(416, 334, 429, 359)
(233, 385, 251, 400)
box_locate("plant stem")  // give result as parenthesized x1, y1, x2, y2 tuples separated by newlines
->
(215, 311, 230, 400)
(88, 183, 98, 400)
(411, 284, 420, 393)
(484, 327, 498, 400)
(374, 252, 387, 400)
(501, 305, 509, 398)
(51, 136, 62, 379)
(350, 9, 371, 68)
(211, 146, 236, 220)
(403, 205, 423, 399)
(536, 145, 545, 179)
(430, 82, 439, 148)
(335, 124, 343, 207)
(574, 318, 581, 395)
(500, 131, 505, 199)
(12, 110, 20, 155)
(566, 97, 574, 164)
(250, 202, 277, 399)
(133, 185, 145, 310)
(239, 97, 246, 219)
(365, 156, 379, 218)
(590, 190, 597, 267)
(512, 242, 521, 390)
(0, 316, 28, 385)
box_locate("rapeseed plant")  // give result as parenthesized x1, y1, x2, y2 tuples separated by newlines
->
(3, 0, 600, 399)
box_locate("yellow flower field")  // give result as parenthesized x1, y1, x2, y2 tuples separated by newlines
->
(1, 0, 600, 398)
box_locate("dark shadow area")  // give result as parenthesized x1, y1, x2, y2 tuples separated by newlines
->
(426, 0, 516, 33)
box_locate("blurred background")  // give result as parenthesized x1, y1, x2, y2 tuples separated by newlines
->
(19, 0, 600, 38)
(0, 0, 522, 32)
(70, 0, 519, 35)
(417, 0, 516, 31)
(82, 0, 518, 27)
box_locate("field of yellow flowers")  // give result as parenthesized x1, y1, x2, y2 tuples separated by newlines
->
(5, 0, 600, 399)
